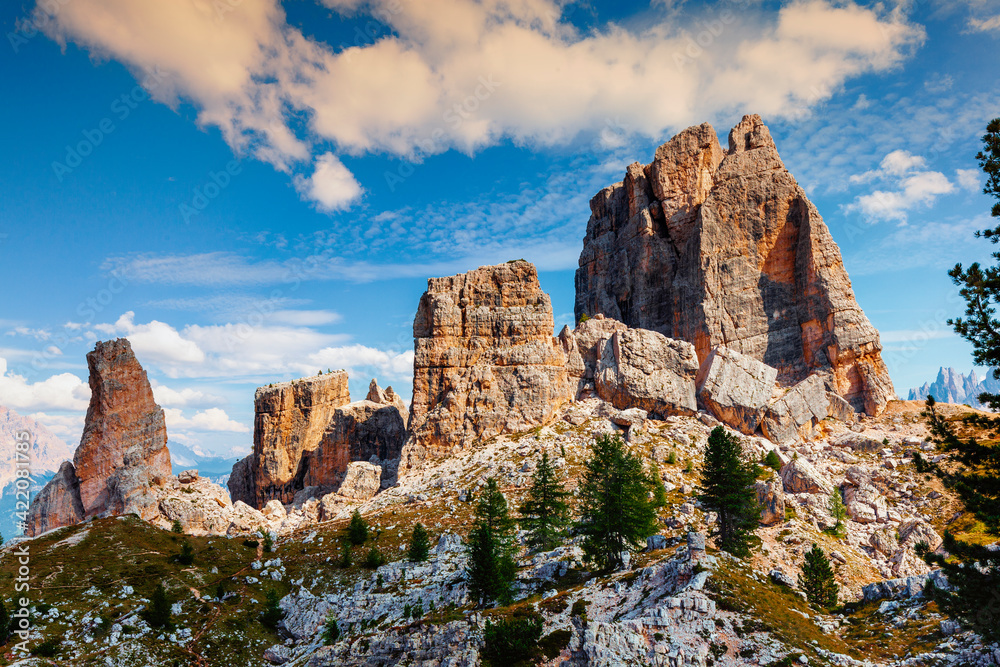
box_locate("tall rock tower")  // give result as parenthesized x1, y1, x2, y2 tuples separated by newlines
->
(575, 115, 895, 415)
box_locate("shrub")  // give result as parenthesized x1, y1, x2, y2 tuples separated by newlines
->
(263, 532, 274, 553)
(339, 542, 353, 568)
(171, 519, 184, 534)
(483, 610, 544, 667)
(242, 539, 259, 549)
(667, 450, 678, 465)
(763, 451, 782, 472)
(260, 589, 285, 630)
(32, 637, 60, 657)
(348, 510, 369, 545)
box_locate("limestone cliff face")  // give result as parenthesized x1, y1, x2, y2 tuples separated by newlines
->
(401, 261, 573, 472)
(231, 373, 351, 507)
(575, 115, 895, 415)
(27, 338, 172, 536)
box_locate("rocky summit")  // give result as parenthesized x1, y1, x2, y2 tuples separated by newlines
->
(575, 115, 895, 417)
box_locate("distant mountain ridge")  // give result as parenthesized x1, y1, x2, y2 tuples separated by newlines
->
(0, 406, 73, 487)
(907, 367, 1000, 409)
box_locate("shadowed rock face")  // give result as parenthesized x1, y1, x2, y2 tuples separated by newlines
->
(26, 461, 84, 536)
(401, 260, 573, 472)
(232, 373, 352, 507)
(575, 115, 895, 415)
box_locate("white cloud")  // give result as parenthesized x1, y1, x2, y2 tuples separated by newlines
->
(293, 153, 363, 212)
(28, 412, 86, 444)
(164, 407, 250, 433)
(35, 0, 923, 211)
(956, 168, 982, 192)
(844, 150, 956, 223)
(0, 358, 90, 412)
(150, 381, 225, 408)
(968, 14, 1000, 33)
(86, 313, 413, 386)
(99, 312, 206, 364)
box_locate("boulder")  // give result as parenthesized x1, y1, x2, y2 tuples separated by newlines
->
(574, 114, 894, 416)
(833, 433, 884, 453)
(779, 457, 831, 495)
(754, 476, 785, 525)
(594, 328, 699, 418)
(227, 501, 267, 536)
(157, 477, 233, 536)
(611, 408, 648, 428)
(335, 461, 382, 501)
(898, 519, 942, 551)
(844, 483, 887, 524)
(697, 346, 777, 434)
(401, 261, 573, 472)
(870, 527, 899, 555)
(761, 374, 830, 443)
(177, 469, 199, 484)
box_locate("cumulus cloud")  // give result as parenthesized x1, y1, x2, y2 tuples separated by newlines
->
(89, 313, 413, 384)
(96, 312, 205, 364)
(293, 153, 363, 212)
(35, 0, 923, 211)
(956, 168, 982, 192)
(28, 412, 86, 444)
(968, 14, 1000, 33)
(844, 150, 956, 224)
(0, 358, 90, 412)
(164, 407, 250, 433)
(150, 381, 225, 408)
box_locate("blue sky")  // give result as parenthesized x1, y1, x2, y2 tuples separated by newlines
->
(0, 0, 997, 458)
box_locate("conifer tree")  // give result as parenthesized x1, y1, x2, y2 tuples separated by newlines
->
(916, 118, 1000, 641)
(799, 543, 839, 609)
(408, 523, 431, 562)
(828, 489, 847, 535)
(576, 433, 658, 571)
(518, 452, 571, 552)
(348, 509, 369, 545)
(142, 583, 172, 630)
(260, 589, 284, 629)
(465, 478, 517, 607)
(649, 463, 669, 509)
(322, 614, 340, 645)
(698, 426, 760, 557)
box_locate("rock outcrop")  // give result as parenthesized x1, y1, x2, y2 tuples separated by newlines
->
(231, 373, 405, 508)
(231, 373, 351, 507)
(27, 339, 172, 536)
(401, 261, 573, 472)
(575, 114, 895, 416)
